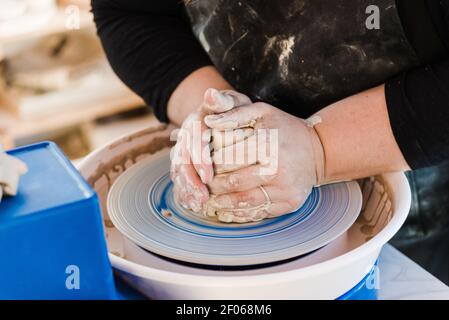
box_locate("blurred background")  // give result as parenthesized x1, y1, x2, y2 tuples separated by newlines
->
(0, 0, 158, 162)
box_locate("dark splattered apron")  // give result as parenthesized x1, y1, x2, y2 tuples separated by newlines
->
(185, 0, 449, 284)
(185, 0, 419, 117)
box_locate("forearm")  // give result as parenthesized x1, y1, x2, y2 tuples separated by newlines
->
(314, 85, 410, 184)
(167, 66, 233, 126)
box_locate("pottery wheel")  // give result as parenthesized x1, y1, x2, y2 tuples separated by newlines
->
(107, 150, 362, 267)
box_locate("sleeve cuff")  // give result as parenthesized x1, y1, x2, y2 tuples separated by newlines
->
(385, 59, 449, 169)
(385, 75, 430, 169)
(150, 58, 212, 123)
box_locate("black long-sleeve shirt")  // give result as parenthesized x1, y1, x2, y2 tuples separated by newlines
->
(92, 0, 449, 170)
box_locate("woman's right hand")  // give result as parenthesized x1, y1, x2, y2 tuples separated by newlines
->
(170, 88, 251, 212)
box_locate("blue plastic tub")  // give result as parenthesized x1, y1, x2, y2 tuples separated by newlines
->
(0, 142, 116, 299)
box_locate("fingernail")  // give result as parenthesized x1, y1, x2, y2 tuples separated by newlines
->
(218, 213, 234, 223)
(205, 114, 224, 122)
(212, 90, 234, 109)
(215, 120, 239, 129)
(189, 200, 201, 213)
(180, 202, 190, 210)
(202, 129, 212, 143)
(198, 169, 207, 183)
(232, 216, 249, 224)
(205, 116, 239, 129)
(204, 88, 218, 105)
(204, 201, 218, 217)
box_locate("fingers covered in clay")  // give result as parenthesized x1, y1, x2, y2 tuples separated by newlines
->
(218, 202, 297, 223)
(207, 187, 272, 212)
(201, 100, 324, 223)
(203, 185, 309, 223)
(205, 103, 268, 130)
(189, 88, 253, 184)
(198, 89, 252, 181)
(172, 162, 209, 213)
(170, 118, 211, 211)
(203, 88, 252, 114)
(203, 187, 268, 219)
(173, 89, 325, 224)
(208, 164, 276, 195)
(189, 116, 214, 184)
(170, 88, 253, 211)
(212, 130, 274, 174)
(211, 128, 254, 150)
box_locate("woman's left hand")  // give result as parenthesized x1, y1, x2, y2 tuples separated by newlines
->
(203, 102, 326, 223)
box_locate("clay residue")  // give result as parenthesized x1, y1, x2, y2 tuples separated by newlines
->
(108, 124, 168, 149)
(278, 35, 295, 80)
(87, 128, 175, 190)
(162, 209, 173, 218)
(356, 176, 393, 241)
(104, 220, 115, 228)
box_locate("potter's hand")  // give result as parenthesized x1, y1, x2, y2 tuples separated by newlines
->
(203, 103, 325, 223)
(170, 89, 251, 212)
(0, 145, 28, 202)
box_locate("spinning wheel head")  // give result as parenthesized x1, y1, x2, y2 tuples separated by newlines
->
(107, 150, 362, 267)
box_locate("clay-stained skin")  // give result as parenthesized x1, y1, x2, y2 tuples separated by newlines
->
(185, 0, 418, 118)
(202, 103, 326, 224)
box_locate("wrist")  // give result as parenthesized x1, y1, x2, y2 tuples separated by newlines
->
(304, 116, 327, 186)
(313, 85, 411, 184)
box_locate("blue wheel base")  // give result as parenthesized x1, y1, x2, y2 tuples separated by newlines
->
(337, 262, 379, 300)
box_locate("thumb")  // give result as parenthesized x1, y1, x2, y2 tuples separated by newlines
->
(202, 88, 252, 113)
(204, 104, 264, 130)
